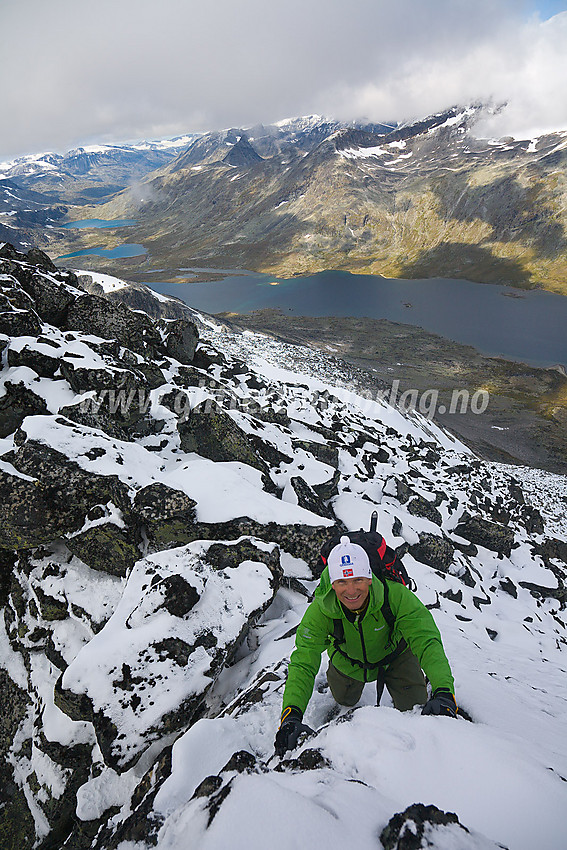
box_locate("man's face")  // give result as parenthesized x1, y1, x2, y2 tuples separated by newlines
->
(332, 577, 372, 611)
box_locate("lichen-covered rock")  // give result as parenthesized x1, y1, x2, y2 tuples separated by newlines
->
(66, 522, 141, 577)
(59, 361, 158, 439)
(59, 360, 135, 394)
(408, 533, 455, 571)
(25, 246, 59, 272)
(173, 364, 209, 388)
(0, 466, 64, 549)
(395, 477, 413, 504)
(312, 469, 341, 501)
(0, 440, 131, 549)
(134, 361, 166, 389)
(292, 438, 339, 469)
(407, 495, 443, 526)
(133, 482, 198, 548)
(0, 282, 42, 335)
(191, 342, 226, 371)
(518, 504, 544, 535)
(454, 516, 515, 557)
(64, 292, 163, 357)
(159, 317, 199, 364)
(0, 671, 35, 850)
(534, 537, 567, 565)
(189, 517, 332, 576)
(178, 400, 268, 474)
(35, 585, 69, 620)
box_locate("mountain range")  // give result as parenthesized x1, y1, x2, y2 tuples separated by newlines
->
(0, 244, 566, 849)
(6, 106, 566, 294)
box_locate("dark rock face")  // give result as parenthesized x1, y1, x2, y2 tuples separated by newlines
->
(35, 586, 69, 620)
(408, 533, 455, 571)
(0, 440, 130, 549)
(0, 380, 49, 438)
(394, 478, 412, 504)
(192, 517, 331, 576)
(7, 343, 60, 377)
(290, 475, 335, 520)
(0, 277, 42, 336)
(59, 361, 158, 438)
(160, 317, 199, 364)
(292, 438, 339, 469)
(192, 342, 226, 371)
(534, 537, 567, 565)
(499, 577, 518, 598)
(454, 516, 515, 557)
(178, 400, 268, 474)
(380, 803, 483, 850)
(312, 469, 341, 501)
(0, 670, 36, 850)
(64, 293, 163, 357)
(160, 574, 201, 617)
(407, 495, 443, 526)
(205, 538, 282, 588)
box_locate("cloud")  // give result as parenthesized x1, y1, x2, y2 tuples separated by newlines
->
(1, 0, 565, 160)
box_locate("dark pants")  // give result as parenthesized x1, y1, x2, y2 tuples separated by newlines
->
(327, 647, 427, 711)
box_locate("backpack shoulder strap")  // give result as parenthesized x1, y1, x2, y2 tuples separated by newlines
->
(379, 577, 395, 629)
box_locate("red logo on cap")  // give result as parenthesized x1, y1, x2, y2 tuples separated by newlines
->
(342, 568, 354, 577)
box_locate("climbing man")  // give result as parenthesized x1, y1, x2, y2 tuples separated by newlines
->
(275, 534, 457, 756)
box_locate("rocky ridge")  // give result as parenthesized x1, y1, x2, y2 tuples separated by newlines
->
(0, 245, 566, 849)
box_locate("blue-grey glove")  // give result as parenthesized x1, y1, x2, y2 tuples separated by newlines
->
(274, 707, 314, 756)
(421, 688, 458, 718)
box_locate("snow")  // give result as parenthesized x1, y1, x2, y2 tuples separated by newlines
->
(60, 543, 278, 767)
(18, 413, 332, 528)
(274, 114, 324, 129)
(1, 263, 567, 848)
(78, 270, 129, 293)
(0, 365, 78, 412)
(340, 145, 388, 159)
(0, 611, 28, 688)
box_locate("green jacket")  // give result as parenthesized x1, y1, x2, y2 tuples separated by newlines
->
(282, 568, 454, 715)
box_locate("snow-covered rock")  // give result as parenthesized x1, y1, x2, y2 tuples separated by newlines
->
(0, 244, 565, 850)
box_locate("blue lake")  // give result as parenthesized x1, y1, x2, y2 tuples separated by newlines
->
(61, 219, 137, 229)
(57, 244, 147, 259)
(148, 270, 567, 369)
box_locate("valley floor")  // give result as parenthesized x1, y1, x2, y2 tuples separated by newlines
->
(215, 309, 567, 476)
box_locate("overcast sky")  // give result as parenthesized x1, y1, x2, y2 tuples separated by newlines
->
(1, 0, 566, 161)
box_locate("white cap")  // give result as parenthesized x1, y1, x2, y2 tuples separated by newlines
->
(327, 536, 372, 583)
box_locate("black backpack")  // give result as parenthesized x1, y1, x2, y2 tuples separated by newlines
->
(319, 511, 416, 676)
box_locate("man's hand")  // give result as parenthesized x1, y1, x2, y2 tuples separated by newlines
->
(421, 688, 458, 718)
(274, 707, 313, 757)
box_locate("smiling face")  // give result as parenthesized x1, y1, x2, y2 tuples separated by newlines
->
(332, 576, 372, 611)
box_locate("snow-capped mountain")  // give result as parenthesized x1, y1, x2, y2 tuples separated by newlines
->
(0, 135, 201, 210)
(0, 244, 566, 849)
(39, 104, 567, 294)
(0, 136, 201, 181)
